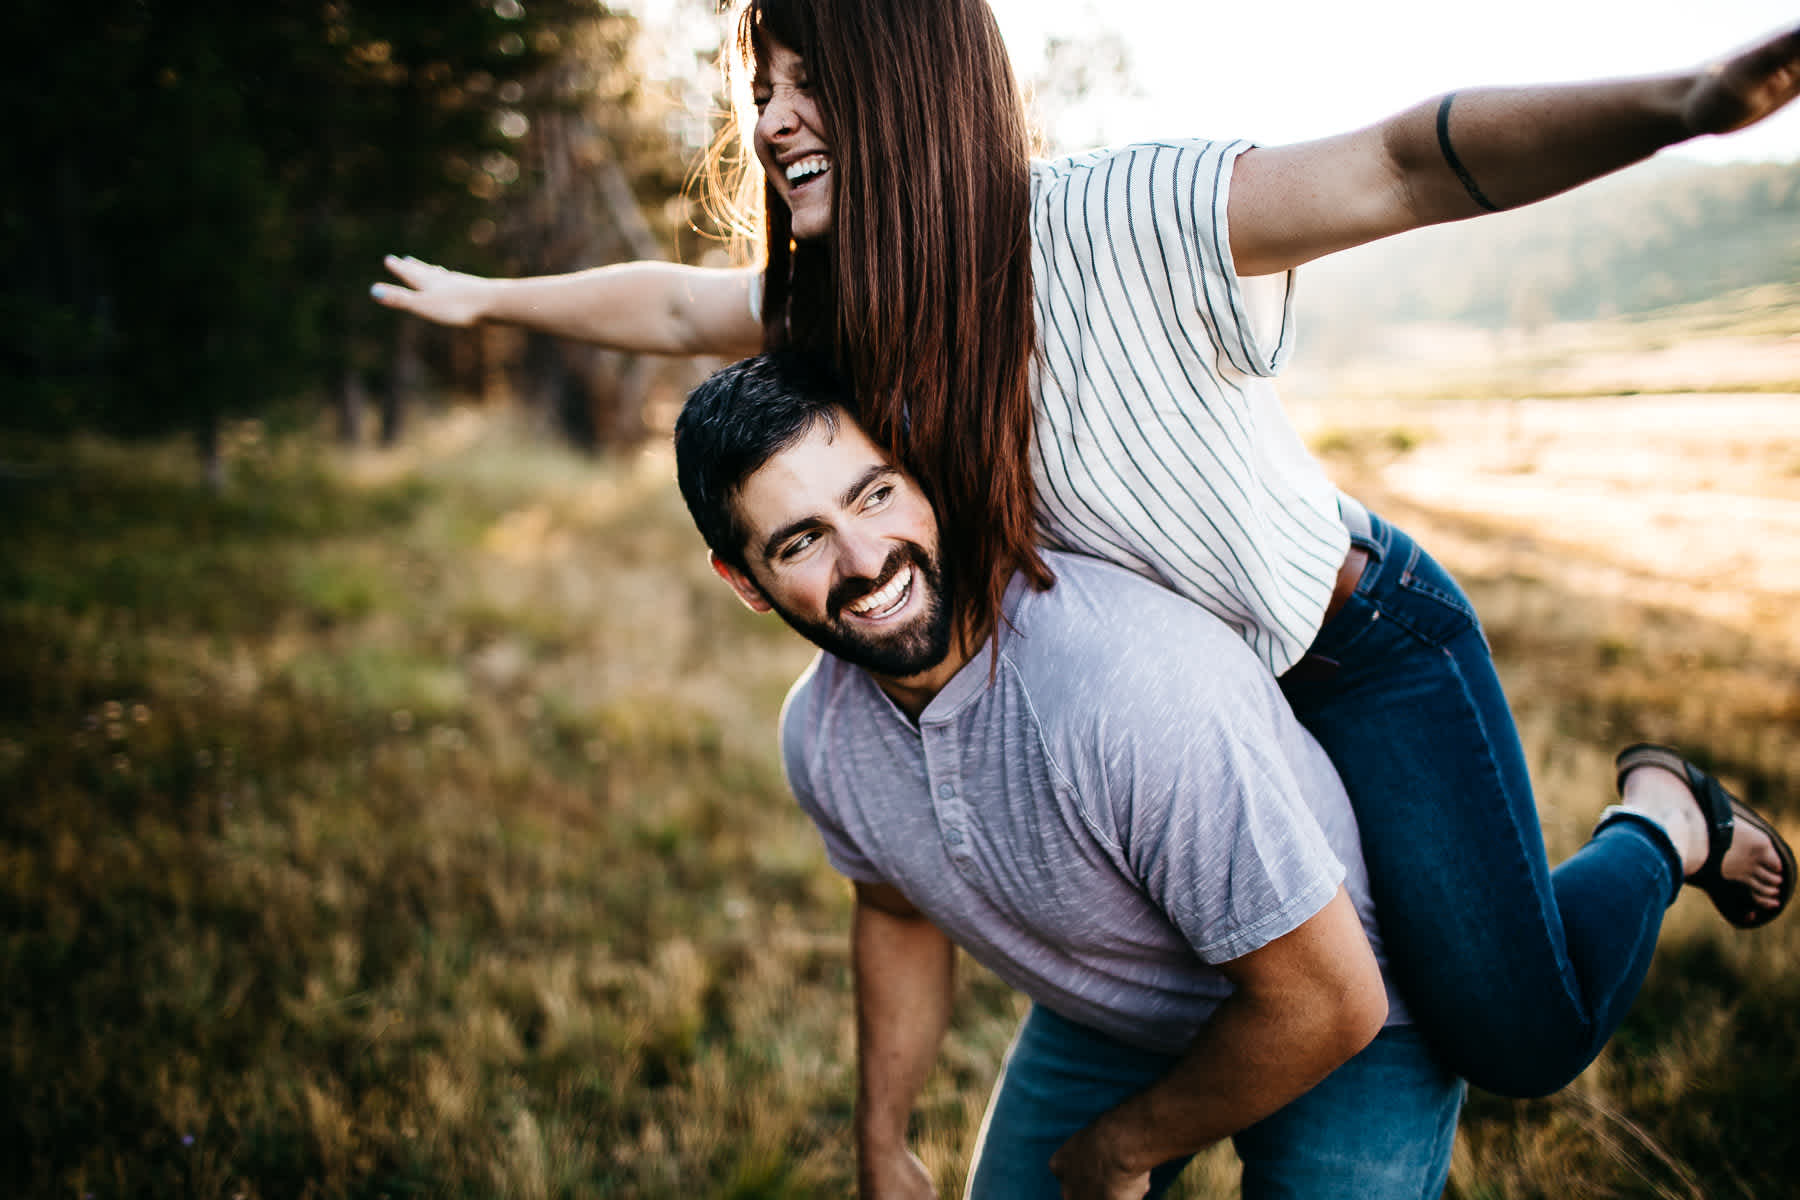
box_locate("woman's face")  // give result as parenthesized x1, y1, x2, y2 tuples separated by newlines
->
(751, 39, 833, 241)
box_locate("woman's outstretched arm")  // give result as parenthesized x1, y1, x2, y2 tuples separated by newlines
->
(370, 257, 765, 359)
(1229, 22, 1800, 277)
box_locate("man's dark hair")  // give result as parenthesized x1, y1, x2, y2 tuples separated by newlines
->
(674, 351, 849, 572)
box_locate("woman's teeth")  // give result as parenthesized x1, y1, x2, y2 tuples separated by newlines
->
(786, 155, 829, 185)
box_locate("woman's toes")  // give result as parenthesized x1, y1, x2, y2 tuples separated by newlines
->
(1723, 822, 1786, 907)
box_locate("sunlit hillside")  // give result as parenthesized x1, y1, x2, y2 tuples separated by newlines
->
(1295, 157, 1800, 346)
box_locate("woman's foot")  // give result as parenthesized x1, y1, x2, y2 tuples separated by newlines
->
(1615, 744, 1793, 927)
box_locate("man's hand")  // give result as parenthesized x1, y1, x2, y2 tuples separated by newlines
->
(1683, 23, 1800, 136)
(1048, 1126, 1150, 1200)
(859, 1144, 937, 1200)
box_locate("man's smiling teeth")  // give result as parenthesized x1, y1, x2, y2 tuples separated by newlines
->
(845, 568, 911, 619)
(786, 154, 830, 185)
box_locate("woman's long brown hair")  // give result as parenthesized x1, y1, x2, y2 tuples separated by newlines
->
(716, 0, 1053, 648)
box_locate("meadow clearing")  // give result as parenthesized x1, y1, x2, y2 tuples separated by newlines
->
(4, 294, 1799, 1198)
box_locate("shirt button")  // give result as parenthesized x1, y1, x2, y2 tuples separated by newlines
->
(945, 829, 964, 846)
(938, 784, 955, 799)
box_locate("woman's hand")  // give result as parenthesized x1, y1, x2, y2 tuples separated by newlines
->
(1682, 23, 1800, 136)
(370, 255, 496, 328)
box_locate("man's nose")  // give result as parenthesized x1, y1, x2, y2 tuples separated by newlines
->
(837, 531, 889, 582)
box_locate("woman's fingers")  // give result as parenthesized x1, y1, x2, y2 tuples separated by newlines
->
(370, 256, 488, 327)
(1685, 23, 1800, 136)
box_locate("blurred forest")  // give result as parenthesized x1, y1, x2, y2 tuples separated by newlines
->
(0, 0, 720, 469)
(5, 1, 1796, 468)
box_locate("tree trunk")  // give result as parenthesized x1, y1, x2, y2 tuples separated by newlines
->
(382, 319, 423, 446)
(335, 366, 366, 446)
(197, 408, 224, 492)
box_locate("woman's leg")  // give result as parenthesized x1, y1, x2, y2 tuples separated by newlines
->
(967, 1009, 1463, 1200)
(964, 1005, 1193, 1199)
(1232, 1027, 1464, 1200)
(1279, 507, 1681, 1097)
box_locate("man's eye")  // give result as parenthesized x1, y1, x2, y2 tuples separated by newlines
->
(780, 532, 818, 559)
(863, 484, 893, 509)
(751, 92, 771, 109)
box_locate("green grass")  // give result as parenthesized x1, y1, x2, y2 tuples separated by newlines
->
(3, 413, 1798, 1198)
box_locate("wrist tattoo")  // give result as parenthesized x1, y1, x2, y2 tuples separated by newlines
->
(1436, 93, 1503, 213)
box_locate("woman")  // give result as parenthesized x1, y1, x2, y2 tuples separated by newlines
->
(373, 0, 1797, 1122)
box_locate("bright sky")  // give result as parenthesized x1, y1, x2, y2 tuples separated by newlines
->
(987, 0, 1800, 162)
(625, 0, 1800, 164)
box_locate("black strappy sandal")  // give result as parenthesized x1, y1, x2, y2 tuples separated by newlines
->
(1615, 743, 1795, 929)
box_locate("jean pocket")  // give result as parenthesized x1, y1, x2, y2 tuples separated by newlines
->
(1385, 546, 1481, 648)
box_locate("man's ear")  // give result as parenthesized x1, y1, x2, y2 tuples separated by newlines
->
(710, 551, 773, 613)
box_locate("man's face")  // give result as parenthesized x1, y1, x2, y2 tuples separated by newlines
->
(716, 412, 954, 683)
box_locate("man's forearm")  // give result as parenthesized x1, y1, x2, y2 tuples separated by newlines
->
(1081, 969, 1381, 1173)
(851, 890, 955, 1189)
(1053, 890, 1387, 1183)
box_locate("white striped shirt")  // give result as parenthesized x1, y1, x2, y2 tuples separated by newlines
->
(755, 138, 1347, 673)
(1029, 138, 1346, 674)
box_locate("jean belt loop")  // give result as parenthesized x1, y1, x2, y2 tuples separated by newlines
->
(1337, 491, 1373, 545)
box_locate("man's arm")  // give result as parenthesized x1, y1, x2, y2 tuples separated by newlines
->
(1229, 23, 1800, 276)
(1049, 888, 1387, 1200)
(852, 880, 956, 1200)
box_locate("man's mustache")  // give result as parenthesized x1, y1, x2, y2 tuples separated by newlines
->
(826, 546, 913, 617)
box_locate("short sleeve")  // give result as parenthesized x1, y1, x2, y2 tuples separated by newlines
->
(1031, 137, 1295, 381)
(779, 664, 887, 884)
(1021, 565, 1346, 963)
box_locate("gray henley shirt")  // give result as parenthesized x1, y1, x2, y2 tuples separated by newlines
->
(781, 551, 1406, 1054)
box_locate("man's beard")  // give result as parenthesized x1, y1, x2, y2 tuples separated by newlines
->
(766, 543, 955, 678)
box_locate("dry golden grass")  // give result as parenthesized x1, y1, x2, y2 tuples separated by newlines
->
(4, 295, 1799, 1197)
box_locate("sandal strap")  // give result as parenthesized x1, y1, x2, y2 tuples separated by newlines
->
(1615, 742, 1735, 882)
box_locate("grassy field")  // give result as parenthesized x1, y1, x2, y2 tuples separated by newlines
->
(4, 310, 1800, 1197)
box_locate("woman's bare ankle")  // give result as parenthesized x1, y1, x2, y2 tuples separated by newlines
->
(1618, 765, 1706, 876)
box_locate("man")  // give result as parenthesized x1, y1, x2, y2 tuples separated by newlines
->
(674, 352, 1464, 1200)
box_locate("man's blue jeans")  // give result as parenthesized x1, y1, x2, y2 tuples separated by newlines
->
(965, 1006, 1464, 1199)
(1280, 507, 1683, 1098)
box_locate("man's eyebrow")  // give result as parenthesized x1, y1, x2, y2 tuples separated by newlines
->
(759, 515, 816, 565)
(756, 464, 894, 564)
(838, 464, 893, 511)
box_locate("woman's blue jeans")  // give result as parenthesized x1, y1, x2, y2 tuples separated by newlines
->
(1279, 506, 1683, 1097)
(965, 1006, 1464, 1199)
